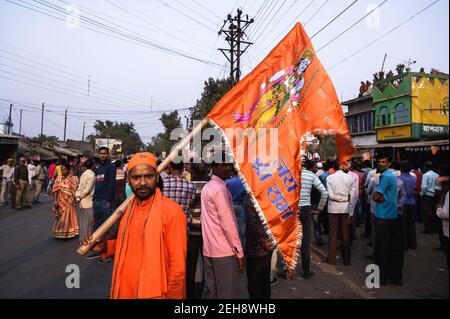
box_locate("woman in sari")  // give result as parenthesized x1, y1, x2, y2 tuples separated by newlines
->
(52, 161, 79, 239)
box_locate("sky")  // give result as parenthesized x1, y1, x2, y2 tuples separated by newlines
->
(0, 0, 448, 145)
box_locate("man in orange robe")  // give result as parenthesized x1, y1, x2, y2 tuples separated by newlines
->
(82, 152, 187, 299)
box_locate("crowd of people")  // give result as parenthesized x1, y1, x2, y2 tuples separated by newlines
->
(0, 148, 448, 299)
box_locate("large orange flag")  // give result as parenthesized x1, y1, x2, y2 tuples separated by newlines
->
(207, 23, 355, 269)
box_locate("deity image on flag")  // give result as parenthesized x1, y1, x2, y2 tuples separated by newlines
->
(233, 47, 315, 135)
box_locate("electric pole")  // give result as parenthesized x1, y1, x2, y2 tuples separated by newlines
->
(82, 122, 86, 142)
(40, 102, 44, 145)
(19, 109, 22, 136)
(7, 104, 12, 135)
(64, 109, 68, 141)
(88, 74, 91, 96)
(219, 9, 254, 85)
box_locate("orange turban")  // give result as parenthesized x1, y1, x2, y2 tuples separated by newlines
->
(128, 152, 157, 172)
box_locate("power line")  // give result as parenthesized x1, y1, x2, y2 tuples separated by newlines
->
(100, 0, 213, 54)
(251, 0, 289, 45)
(310, 0, 359, 39)
(0, 39, 158, 100)
(0, 64, 157, 111)
(172, 0, 219, 27)
(328, 0, 441, 70)
(34, 0, 219, 64)
(190, 0, 222, 20)
(251, 0, 316, 59)
(6, 0, 223, 67)
(155, 0, 217, 32)
(0, 54, 163, 108)
(317, 0, 389, 52)
(247, 0, 277, 39)
(304, 0, 329, 26)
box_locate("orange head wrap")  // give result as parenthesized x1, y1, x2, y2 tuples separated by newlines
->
(128, 152, 157, 172)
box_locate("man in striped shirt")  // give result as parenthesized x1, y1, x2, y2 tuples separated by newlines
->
(162, 161, 196, 224)
(299, 160, 328, 279)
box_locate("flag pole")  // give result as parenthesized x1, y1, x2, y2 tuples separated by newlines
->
(77, 118, 209, 256)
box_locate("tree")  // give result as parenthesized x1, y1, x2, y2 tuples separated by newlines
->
(147, 111, 182, 156)
(316, 135, 338, 161)
(88, 120, 144, 155)
(186, 77, 232, 156)
(189, 77, 233, 126)
(30, 134, 59, 144)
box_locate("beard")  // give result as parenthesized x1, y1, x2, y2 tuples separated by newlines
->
(132, 186, 156, 201)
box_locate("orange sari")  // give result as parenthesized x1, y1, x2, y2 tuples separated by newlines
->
(52, 175, 79, 239)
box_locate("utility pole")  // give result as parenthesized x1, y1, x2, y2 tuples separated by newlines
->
(381, 53, 387, 72)
(19, 109, 22, 136)
(219, 9, 254, 85)
(64, 109, 68, 141)
(82, 122, 86, 142)
(88, 74, 91, 96)
(7, 104, 12, 135)
(40, 103, 44, 145)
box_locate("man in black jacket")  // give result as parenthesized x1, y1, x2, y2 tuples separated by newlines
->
(86, 147, 116, 261)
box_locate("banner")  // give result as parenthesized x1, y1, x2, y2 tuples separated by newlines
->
(207, 23, 354, 269)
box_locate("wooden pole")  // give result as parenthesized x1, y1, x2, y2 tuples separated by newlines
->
(77, 118, 209, 255)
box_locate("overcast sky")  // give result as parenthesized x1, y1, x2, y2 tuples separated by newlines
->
(0, 0, 448, 144)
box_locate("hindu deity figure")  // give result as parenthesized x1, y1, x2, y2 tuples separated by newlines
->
(233, 47, 315, 135)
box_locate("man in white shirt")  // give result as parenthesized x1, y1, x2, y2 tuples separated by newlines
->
(0, 158, 14, 206)
(27, 160, 36, 190)
(325, 162, 357, 265)
(436, 192, 449, 268)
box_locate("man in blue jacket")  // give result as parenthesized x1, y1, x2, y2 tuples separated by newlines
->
(86, 146, 116, 261)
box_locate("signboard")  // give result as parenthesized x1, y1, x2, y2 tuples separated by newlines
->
(422, 124, 449, 137)
(95, 138, 122, 154)
(377, 125, 411, 141)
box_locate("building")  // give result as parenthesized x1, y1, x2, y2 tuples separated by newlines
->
(372, 70, 448, 163)
(343, 94, 376, 148)
(343, 68, 449, 165)
(0, 133, 20, 164)
(373, 70, 448, 143)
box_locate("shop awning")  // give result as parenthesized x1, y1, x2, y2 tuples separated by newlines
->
(53, 146, 80, 157)
(356, 139, 449, 150)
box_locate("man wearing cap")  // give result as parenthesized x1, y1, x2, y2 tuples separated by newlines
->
(14, 157, 31, 210)
(0, 158, 14, 206)
(32, 160, 46, 204)
(81, 152, 187, 299)
(315, 162, 324, 177)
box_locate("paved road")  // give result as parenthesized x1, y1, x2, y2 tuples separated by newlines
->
(0, 195, 448, 299)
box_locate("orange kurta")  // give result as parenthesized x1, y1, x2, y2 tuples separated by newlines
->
(102, 188, 187, 299)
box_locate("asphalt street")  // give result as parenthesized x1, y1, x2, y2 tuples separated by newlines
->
(0, 194, 448, 299)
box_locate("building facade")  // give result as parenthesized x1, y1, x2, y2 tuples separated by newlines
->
(373, 71, 448, 143)
(343, 69, 449, 165)
(343, 94, 376, 148)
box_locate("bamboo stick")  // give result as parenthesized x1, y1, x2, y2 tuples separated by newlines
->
(77, 118, 209, 255)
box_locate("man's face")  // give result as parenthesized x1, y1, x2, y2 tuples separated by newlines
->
(19, 159, 25, 166)
(311, 164, 318, 174)
(128, 164, 158, 201)
(377, 158, 390, 172)
(98, 149, 109, 162)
